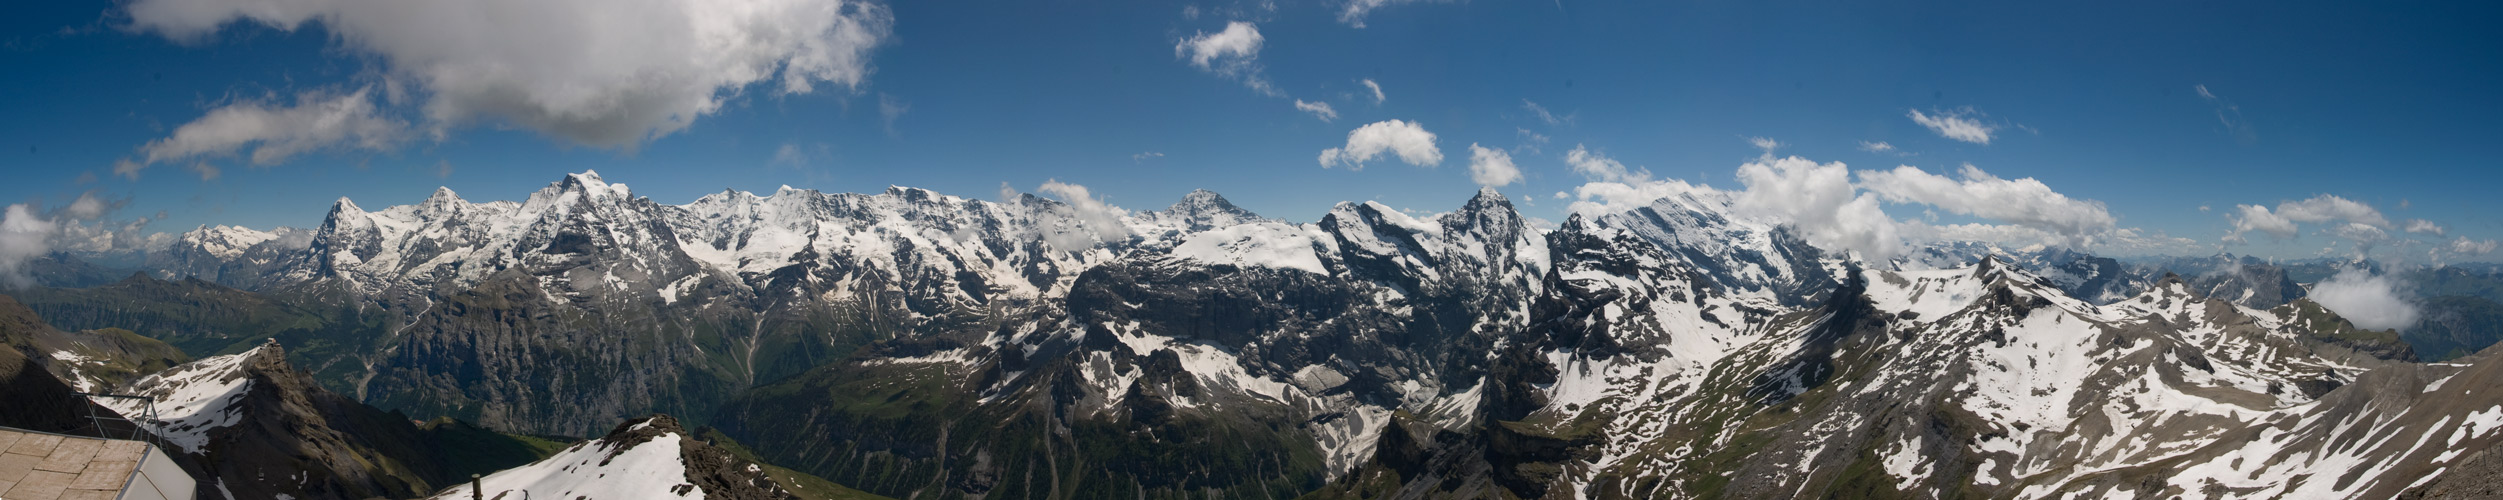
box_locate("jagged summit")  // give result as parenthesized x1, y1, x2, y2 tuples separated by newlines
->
(432, 414, 799, 500)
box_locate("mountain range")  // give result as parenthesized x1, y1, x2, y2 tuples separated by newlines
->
(4, 170, 2501, 499)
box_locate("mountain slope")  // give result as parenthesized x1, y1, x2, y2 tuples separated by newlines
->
(97, 340, 556, 499)
(1314, 257, 2471, 499)
(430, 414, 801, 500)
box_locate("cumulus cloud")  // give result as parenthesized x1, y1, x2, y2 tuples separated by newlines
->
(2226, 204, 2299, 242)
(1733, 155, 1907, 260)
(1036, 179, 1132, 250)
(1318, 120, 1441, 170)
(1856, 164, 2117, 247)
(1176, 21, 1278, 96)
(1131, 151, 1164, 163)
(1556, 145, 2149, 259)
(1908, 108, 1996, 144)
(0, 204, 57, 288)
(124, 0, 894, 148)
(2405, 219, 2444, 236)
(2310, 268, 2420, 331)
(1360, 79, 1385, 103)
(1295, 99, 1339, 122)
(1561, 146, 1724, 215)
(2223, 194, 2392, 247)
(119, 89, 405, 179)
(1857, 141, 1896, 153)
(2275, 194, 2389, 227)
(1747, 137, 1782, 154)
(1564, 145, 1646, 184)
(2454, 237, 2499, 256)
(1466, 143, 1520, 187)
(61, 193, 109, 221)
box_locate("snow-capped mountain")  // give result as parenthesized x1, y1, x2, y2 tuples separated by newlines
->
(431, 414, 795, 500)
(89, 339, 552, 500)
(113, 170, 2499, 499)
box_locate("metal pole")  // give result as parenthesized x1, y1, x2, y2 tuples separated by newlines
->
(472, 474, 483, 500)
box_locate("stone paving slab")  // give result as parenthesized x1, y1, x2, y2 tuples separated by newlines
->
(5, 469, 76, 500)
(0, 452, 41, 482)
(4, 434, 60, 457)
(0, 428, 156, 499)
(35, 438, 99, 474)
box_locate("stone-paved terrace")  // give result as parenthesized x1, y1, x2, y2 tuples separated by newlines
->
(0, 427, 150, 500)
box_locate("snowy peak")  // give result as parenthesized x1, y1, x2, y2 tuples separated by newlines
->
(433, 414, 798, 500)
(1147, 189, 1262, 232)
(522, 169, 637, 216)
(95, 340, 283, 454)
(416, 186, 469, 216)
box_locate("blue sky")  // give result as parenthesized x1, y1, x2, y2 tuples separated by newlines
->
(2, 0, 2498, 261)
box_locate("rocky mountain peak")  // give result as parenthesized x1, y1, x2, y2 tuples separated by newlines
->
(437, 414, 800, 500)
(1149, 189, 1261, 232)
(328, 196, 364, 216)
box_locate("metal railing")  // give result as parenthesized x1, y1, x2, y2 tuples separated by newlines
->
(70, 392, 163, 447)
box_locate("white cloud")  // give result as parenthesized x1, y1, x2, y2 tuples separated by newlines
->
(1855, 164, 2117, 247)
(1556, 149, 2153, 260)
(770, 143, 810, 168)
(1338, 0, 1439, 28)
(1907, 108, 1996, 145)
(1747, 137, 1782, 155)
(878, 93, 909, 135)
(1036, 179, 1132, 250)
(1521, 99, 1569, 126)
(2405, 219, 2445, 236)
(1516, 128, 1551, 151)
(125, 0, 895, 148)
(1466, 143, 1520, 187)
(1563, 145, 1646, 184)
(2225, 194, 2394, 248)
(1294, 99, 1339, 122)
(189, 162, 222, 180)
(2310, 268, 2420, 331)
(2453, 237, 2498, 256)
(2196, 84, 2257, 143)
(1176, 21, 1278, 96)
(1857, 141, 1895, 153)
(1318, 119, 1441, 170)
(1732, 155, 1906, 261)
(2274, 194, 2388, 227)
(1562, 146, 1724, 215)
(62, 193, 109, 221)
(2225, 204, 2298, 242)
(1131, 151, 1165, 163)
(1360, 79, 1385, 103)
(0, 205, 58, 288)
(121, 89, 405, 178)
